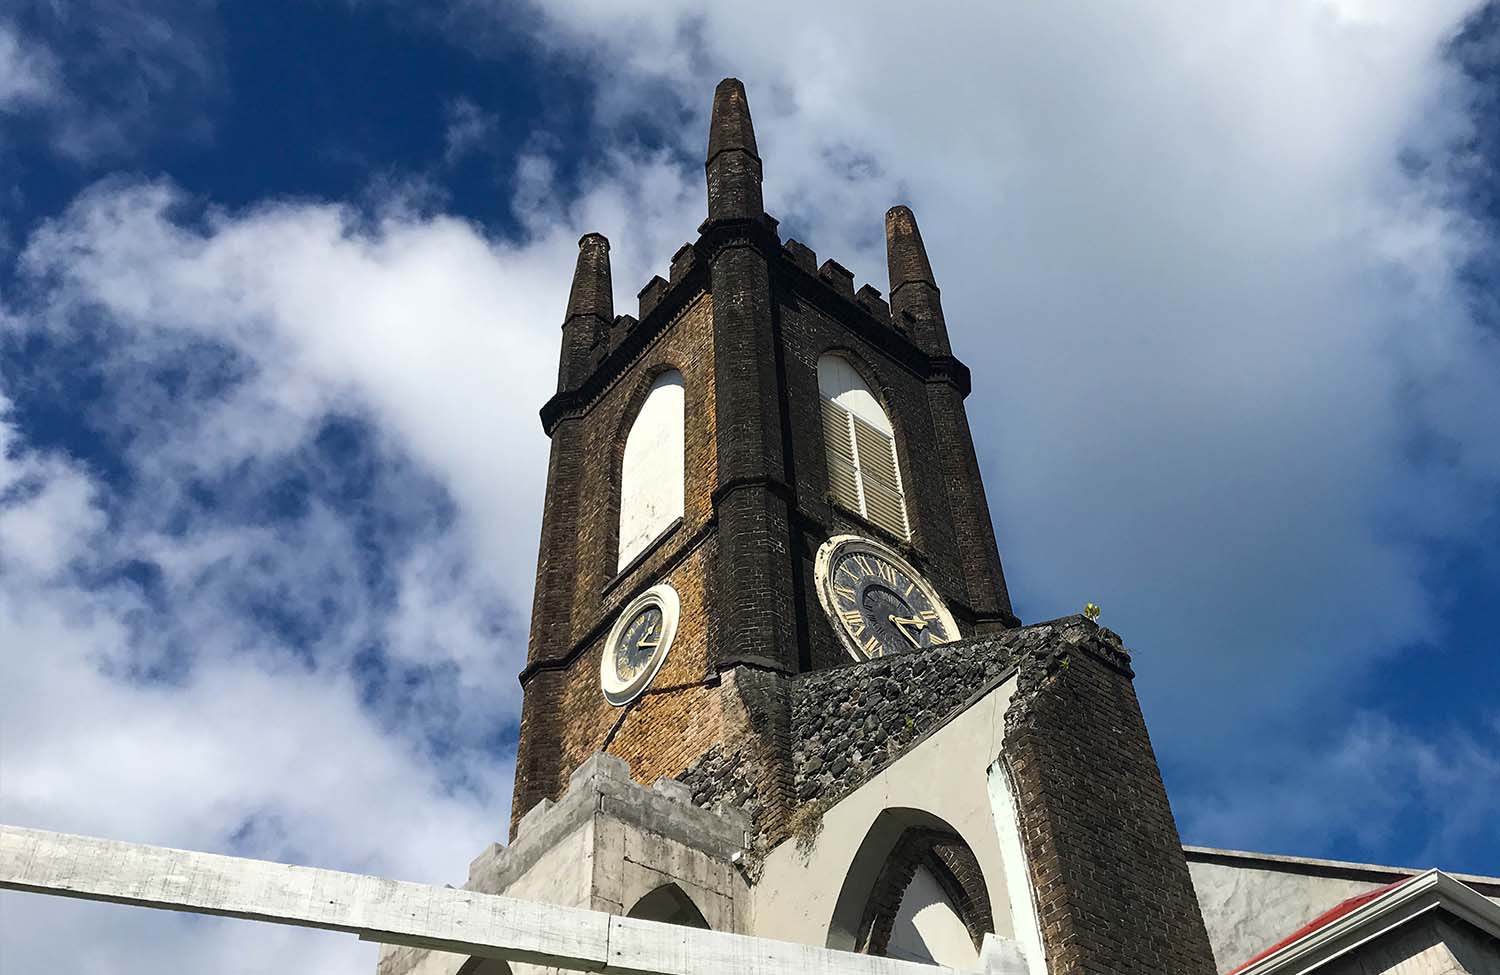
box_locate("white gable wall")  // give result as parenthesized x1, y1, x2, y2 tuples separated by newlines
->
(1186, 851, 1500, 973)
(750, 676, 1033, 958)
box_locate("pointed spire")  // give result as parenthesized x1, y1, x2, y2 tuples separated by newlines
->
(558, 233, 612, 392)
(885, 205, 951, 355)
(565, 232, 613, 326)
(705, 78, 764, 221)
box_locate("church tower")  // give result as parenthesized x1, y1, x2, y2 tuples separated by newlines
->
(514, 78, 1020, 839)
(395, 77, 1225, 975)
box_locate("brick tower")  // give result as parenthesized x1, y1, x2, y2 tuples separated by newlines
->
(375, 76, 1221, 975)
(512, 77, 1021, 840)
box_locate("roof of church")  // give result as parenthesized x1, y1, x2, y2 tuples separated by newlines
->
(1183, 845, 1500, 894)
(1227, 869, 1500, 975)
(1227, 876, 1411, 974)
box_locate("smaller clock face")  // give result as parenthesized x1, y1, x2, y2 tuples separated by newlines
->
(817, 537, 959, 661)
(600, 583, 680, 706)
(614, 606, 664, 684)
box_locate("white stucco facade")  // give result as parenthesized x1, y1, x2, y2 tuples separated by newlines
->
(750, 675, 1034, 963)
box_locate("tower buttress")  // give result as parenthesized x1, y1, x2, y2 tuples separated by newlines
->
(557, 233, 613, 392)
(701, 79, 797, 676)
(516, 233, 612, 833)
(885, 205, 951, 357)
(705, 78, 764, 222)
(886, 205, 1018, 628)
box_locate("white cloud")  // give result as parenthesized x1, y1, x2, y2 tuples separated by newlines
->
(0, 2, 219, 161)
(491, 0, 1500, 744)
(444, 96, 499, 165)
(1179, 711, 1500, 868)
(0, 140, 705, 970)
(0, 379, 514, 972)
(0, 22, 61, 112)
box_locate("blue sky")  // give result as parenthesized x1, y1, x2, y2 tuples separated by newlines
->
(2, 1, 1498, 971)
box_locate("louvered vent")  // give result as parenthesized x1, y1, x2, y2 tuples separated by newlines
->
(821, 398, 863, 514)
(820, 396, 910, 540)
(852, 415, 909, 539)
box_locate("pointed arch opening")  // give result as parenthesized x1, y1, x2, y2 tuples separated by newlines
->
(625, 883, 712, 929)
(461, 961, 514, 975)
(828, 807, 993, 968)
(817, 354, 910, 541)
(618, 370, 686, 570)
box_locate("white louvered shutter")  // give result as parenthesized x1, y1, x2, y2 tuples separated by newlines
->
(851, 414, 909, 539)
(821, 396, 910, 540)
(821, 397, 863, 514)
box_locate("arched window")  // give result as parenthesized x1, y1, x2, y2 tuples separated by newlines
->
(619, 371, 685, 571)
(817, 354, 910, 540)
(829, 809, 993, 969)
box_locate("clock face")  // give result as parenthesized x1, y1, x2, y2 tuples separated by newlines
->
(600, 583, 680, 705)
(614, 606, 664, 684)
(815, 535, 959, 661)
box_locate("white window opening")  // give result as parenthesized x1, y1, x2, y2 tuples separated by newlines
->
(618, 371, 686, 570)
(817, 354, 910, 540)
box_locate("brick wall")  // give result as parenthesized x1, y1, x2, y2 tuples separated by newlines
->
(1003, 618, 1218, 975)
(512, 292, 719, 837)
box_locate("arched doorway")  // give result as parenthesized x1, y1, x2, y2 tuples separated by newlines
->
(828, 808, 993, 968)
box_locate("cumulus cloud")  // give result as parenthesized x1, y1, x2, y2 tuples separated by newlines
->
(443, 96, 499, 165)
(0, 22, 61, 113)
(0, 142, 703, 970)
(0, 370, 513, 972)
(1180, 711, 1500, 869)
(491, 0, 1500, 742)
(0, 1, 220, 161)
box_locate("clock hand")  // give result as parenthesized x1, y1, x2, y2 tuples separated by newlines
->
(638, 639, 660, 649)
(888, 614, 927, 648)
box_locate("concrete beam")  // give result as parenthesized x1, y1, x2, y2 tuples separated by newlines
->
(1, 825, 971, 975)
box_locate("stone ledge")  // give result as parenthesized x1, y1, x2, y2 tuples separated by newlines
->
(468, 752, 750, 897)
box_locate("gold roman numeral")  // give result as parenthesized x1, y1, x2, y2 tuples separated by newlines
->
(841, 610, 866, 637)
(861, 635, 880, 656)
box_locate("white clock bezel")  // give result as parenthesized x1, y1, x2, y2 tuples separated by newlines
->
(601, 583, 681, 706)
(814, 534, 960, 661)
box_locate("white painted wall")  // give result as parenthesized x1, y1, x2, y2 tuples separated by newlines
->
(1188, 857, 1500, 973)
(986, 762, 1046, 975)
(751, 677, 1025, 954)
(817, 354, 892, 433)
(618, 372, 685, 570)
(887, 866, 981, 968)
